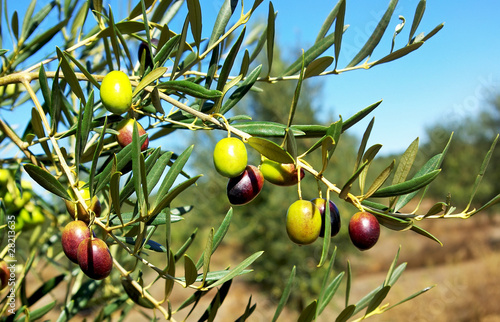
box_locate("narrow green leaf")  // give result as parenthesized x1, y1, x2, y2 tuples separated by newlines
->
(150, 175, 201, 218)
(358, 143, 383, 194)
(154, 145, 194, 210)
(384, 246, 401, 287)
(38, 64, 51, 109)
(335, 304, 355, 322)
(315, 0, 342, 43)
(20, 0, 36, 41)
(266, 2, 276, 76)
(158, 80, 222, 99)
(345, 260, 352, 307)
(202, 228, 214, 285)
(333, 0, 346, 69)
(16, 300, 57, 322)
(410, 225, 442, 246)
(64, 52, 100, 88)
(394, 153, 441, 211)
(171, 16, 190, 79)
(285, 128, 298, 160)
(208, 0, 237, 48)
(471, 193, 500, 216)
(175, 228, 198, 262)
(94, 132, 146, 192)
(154, 34, 181, 66)
(184, 254, 198, 287)
(298, 300, 317, 322)
(30, 108, 52, 162)
(284, 55, 306, 145)
(318, 272, 344, 315)
(466, 134, 498, 210)
(235, 296, 257, 322)
(23, 164, 70, 200)
(272, 266, 296, 322)
(206, 251, 264, 289)
(128, 0, 155, 19)
(339, 159, 369, 199)
(372, 41, 424, 67)
(371, 169, 441, 198)
(216, 26, 246, 92)
(342, 100, 382, 132)
(247, 137, 294, 164)
(151, 0, 174, 23)
(316, 247, 337, 318)
(196, 208, 234, 269)
(363, 160, 395, 199)
(354, 117, 375, 172)
(56, 47, 85, 105)
(386, 285, 435, 312)
(11, 11, 19, 40)
(103, 211, 183, 227)
(390, 138, 419, 205)
(220, 64, 262, 115)
(186, 0, 202, 49)
(365, 285, 391, 316)
(121, 277, 155, 309)
(317, 194, 331, 267)
(146, 151, 173, 195)
(409, 0, 426, 43)
(200, 280, 232, 321)
(304, 56, 334, 79)
(283, 26, 347, 77)
(115, 236, 167, 252)
(375, 212, 413, 231)
(106, 7, 122, 70)
(346, 0, 399, 67)
(233, 121, 304, 137)
(421, 23, 444, 42)
(133, 67, 167, 97)
(26, 274, 65, 307)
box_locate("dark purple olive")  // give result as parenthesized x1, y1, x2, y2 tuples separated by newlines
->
(311, 198, 341, 238)
(348, 212, 380, 251)
(227, 165, 264, 205)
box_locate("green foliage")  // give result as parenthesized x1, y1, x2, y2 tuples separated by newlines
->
(0, 0, 497, 321)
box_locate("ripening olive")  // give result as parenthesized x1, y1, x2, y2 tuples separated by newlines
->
(62, 220, 91, 264)
(77, 237, 113, 280)
(213, 137, 248, 178)
(227, 165, 264, 205)
(260, 157, 305, 186)
(286, 200, 322, 245)
(0, 259, 8, 291)
(116, 118, 149, 151)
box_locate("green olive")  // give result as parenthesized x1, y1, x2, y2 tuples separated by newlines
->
(64, 181, 101, 223)
(286, 200, 322, 245)
(260, 157, 304, 186)
(213, 137, 248, 178)
(100, 71, 133, 115)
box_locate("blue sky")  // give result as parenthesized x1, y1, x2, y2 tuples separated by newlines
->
(3, 1, 500, 156)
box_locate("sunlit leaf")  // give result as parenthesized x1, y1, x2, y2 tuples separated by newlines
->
(247, 137, 294, 164)
(272, 266, 296, 322)
(206, 251, 264, 289)
(304, 56, 334, 79)
(371, 169, 441, 198)
(409, 0, 426, 43)
(346, 0, 398, 67)
(23, 164, 70, 200)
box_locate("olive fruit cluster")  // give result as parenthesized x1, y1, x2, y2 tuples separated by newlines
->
(0, 168, 45, 231)
(61, 221, 113, 280)
(213, 138, 264, 205)
(286, 198, 341, 245)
